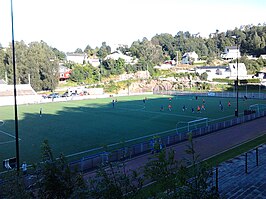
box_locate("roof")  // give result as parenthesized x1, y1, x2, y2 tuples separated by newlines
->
(195, 66, 229, 70)
(225, 46, 238, 50)
(66, 53, 86, 57)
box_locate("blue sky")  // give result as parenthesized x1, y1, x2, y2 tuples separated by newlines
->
(0, 0, 265, 52)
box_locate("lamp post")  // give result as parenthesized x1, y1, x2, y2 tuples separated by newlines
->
(99, 59, 102, 83)
(232, 36, 239, 117)
(10, 0, 20, 172)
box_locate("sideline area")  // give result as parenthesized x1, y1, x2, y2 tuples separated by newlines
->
(83, 116, 266, 196)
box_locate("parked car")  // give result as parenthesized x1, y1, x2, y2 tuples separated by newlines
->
(41, 94, 48, 99)
(47, 93, 60, 98)
(61, 92, 69, 97)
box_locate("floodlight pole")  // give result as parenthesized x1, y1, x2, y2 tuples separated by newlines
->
(11, 0, 20, 173)
(232, 35, 239, 117)
(236, 40, 239, 117)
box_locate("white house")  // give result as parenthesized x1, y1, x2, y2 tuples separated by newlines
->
(260, 54, 266, 59)
(105, 51, 137, 65)
(66, 53, 88, 64)
(88, 58, 100, 67)
(228, 63, 248, 79)
(59, 65, 71, 81)
(195, 63, 247, 81)
(181, 51, 199, 64)
(221, 46, 240, 60)
(195, 66, 230, 81)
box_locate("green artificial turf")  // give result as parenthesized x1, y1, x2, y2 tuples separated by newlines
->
(0, 94, 265, 166)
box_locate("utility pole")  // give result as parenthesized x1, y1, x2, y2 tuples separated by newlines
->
(10, 0, 20, 173)
(232, 36, 239, 117)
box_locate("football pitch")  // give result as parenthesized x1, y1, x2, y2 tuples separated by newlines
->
(0, 94, 265, 167)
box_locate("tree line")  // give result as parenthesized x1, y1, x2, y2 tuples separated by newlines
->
(1, 24, 266, 91)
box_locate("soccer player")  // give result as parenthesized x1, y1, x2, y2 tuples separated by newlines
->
(21, 162, 27, 175)
(202, 98, 205, 104)
(143, 98, 146, 104)
(219, 100, 222, 107)
(182, 105, 186, 111)
(228, 101, 231, 107)
(197, 105, 201, 113)
(169, 97, 172, 102)
(168, 104, 172, 111)
(160, 105, 164, 111)
(201, 104, 205, 111)
(195, 96, 198, 100)
(191, 107, 195, 113)
(39, 107, 42, 117)
(112, 99, 115, 108)
(220, 104, 224, 111)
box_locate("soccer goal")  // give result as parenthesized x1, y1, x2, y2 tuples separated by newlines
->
(176, 118, 208, 133)
(249, 104, 266, 114)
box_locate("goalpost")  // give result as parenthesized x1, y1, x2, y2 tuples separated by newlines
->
(176, 118, 208, 133)
(249, 104, 266, 114)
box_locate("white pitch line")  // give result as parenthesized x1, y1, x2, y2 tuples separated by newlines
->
(0, 140, 16, 145)
(0, 130, 21, 140)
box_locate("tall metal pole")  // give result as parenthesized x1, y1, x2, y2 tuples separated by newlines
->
(236, 41, 239, 117)
(232, 35, 239, 117)
(11, 0, 20, 173)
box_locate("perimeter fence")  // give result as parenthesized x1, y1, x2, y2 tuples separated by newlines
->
(68, 107, 266, 173)
(154, 90, 266, 100)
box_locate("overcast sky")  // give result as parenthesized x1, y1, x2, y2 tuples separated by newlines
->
(0, 0, 265, 52)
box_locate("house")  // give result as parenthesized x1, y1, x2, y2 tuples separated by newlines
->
(181, 51, 198, 64)
(260, 54, 266, 60)
(228, 63, 247, 79)
(88, 58, 100, 67)
(221, 46, 240, 60)
(195, 66, 230, 81)
(255, 68, 266, 79)
(66, 53, 88, 64)
(195, 63, 248, 81)
(59, 65, 71, 81)
(105, 51, 137, 64)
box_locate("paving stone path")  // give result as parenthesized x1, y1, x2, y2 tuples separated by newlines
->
(217, 144, 266, 198)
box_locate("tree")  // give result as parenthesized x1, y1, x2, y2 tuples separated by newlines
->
(144, 148, 178, 195)
(200, 72, 208, 81)
(97, 42, 111, 59)
(52, 47, 66, 61)
(74, 48, 83, 53)
(27, 41, 59, 91)
(89, 162, 143, 199)
(174, 133, 218, 198)
(33, 140, 87, 198)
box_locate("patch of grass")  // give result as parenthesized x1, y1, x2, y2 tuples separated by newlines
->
(206, 133, 266, 167)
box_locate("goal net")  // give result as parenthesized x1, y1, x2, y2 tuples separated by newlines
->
(176, 118, 208, 133)
(249, 104, 266, 114)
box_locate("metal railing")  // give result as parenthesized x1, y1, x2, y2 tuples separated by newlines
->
(69, 109, 266, 173)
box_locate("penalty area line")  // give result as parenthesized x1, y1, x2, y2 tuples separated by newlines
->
(0, 130, 21, 141)
(0, 140, 16, 145)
